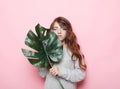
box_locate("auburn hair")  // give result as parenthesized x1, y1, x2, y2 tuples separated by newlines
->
(50, 16, 87, 71)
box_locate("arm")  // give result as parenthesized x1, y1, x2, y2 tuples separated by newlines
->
(58, 59, 86, 82)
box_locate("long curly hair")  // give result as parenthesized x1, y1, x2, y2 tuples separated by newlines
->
(50, 16, 87, 71)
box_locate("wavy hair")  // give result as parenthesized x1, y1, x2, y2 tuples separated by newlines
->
(50, 16, 87, 71)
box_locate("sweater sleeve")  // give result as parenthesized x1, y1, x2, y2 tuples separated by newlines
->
(58, 59, 86, 82)
(38, 67, 48, 78)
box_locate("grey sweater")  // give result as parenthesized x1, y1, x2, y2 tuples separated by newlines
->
(38, 47, 86, 89)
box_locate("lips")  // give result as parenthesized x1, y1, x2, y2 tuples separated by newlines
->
(58, 35, 62, 38)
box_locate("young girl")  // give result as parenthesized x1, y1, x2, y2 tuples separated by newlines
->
(38, 16, 87, 89)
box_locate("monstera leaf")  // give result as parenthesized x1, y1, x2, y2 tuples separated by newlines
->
(22, 24, 63, 68)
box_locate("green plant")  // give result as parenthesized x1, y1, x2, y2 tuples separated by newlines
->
(21, 24, 64, 89)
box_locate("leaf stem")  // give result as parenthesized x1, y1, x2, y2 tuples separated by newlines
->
(56, 76, 65, 89)
(43, 42, 65, 89)
(48, 56, 64, 89)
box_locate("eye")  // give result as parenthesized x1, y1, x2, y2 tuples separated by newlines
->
(62, 27, 67, 30)
(52, 28, 57, 30)
(63, 28, 66, 30)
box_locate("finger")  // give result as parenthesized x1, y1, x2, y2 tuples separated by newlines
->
(49, 68, 53, 72)
(50, 69, 57, 76)
(52, 71, 57, 76)
(49, 68, 55, 74)
(49, 67, 58, 76)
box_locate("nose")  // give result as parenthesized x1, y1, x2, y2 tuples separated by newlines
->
(57, 29, 61, 34)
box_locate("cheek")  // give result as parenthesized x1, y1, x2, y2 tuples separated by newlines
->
(63, 31, 67, 38)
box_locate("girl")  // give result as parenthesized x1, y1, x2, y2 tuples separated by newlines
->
(38, 16, 87, 89)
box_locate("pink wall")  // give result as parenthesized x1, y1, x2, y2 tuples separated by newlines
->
(0, 0, 120, 89)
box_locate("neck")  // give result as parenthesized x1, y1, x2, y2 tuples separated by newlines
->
(62, 42, 67, 48)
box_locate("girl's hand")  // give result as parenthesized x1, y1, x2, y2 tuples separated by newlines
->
(49, 67, 59, 76)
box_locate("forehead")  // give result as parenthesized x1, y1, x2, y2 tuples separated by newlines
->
(53, 22, 67, 29)
(53, 22, 60, 28)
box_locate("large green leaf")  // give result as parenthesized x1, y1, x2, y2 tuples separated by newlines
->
(22, 24, 63, 68)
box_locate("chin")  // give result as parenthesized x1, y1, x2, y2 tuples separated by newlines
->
(60, 39, 64, 41)
(58, 38, 62, 40)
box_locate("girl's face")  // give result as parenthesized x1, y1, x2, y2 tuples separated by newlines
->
(52, 22, 67, 42)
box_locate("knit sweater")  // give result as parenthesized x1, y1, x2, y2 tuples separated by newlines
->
(38, 47, 86, 89)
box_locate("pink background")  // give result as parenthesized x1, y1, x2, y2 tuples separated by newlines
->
(0, 0, 120, 89)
